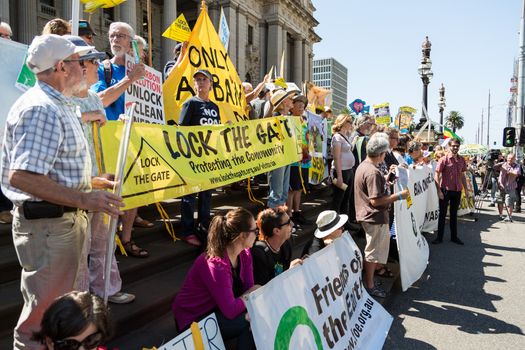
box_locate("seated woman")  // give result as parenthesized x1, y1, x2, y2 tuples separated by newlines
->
(172, 208, 259, 349)
(252, 207, 303, 285)
(32, 291, 112, 350)
(302, 210, 348, 256)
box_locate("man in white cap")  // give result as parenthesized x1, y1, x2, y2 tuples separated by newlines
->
(0, 34, 123, 349)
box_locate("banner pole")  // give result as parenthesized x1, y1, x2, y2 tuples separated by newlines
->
(147, 0, 153, 65)
(103, 103, 136, 304)
(71, 0, 80, 36)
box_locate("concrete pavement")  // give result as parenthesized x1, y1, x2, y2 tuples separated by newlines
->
(383, 197, 525, 349)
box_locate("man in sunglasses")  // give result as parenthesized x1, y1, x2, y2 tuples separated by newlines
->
(1, 34, 124, 349)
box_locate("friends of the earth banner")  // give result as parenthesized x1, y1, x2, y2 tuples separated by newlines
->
(157, 313, 225, 350)
(99, 116, 301, 209)
(373, 102, 391, 126)
(394, 166, 435, 291)
(246, 234, 393, 350)
(162, 6, 247, 124)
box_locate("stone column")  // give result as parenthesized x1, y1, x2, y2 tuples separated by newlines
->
(266, 22, 282, 78)
(281, 27, 287, 79)
(237, 9, 247, 80)
(162, 0, 177, 65)
(18, 0, 37, 44)
(223, 4, 237, 66)
(0, 0, 10, 24)
(293, 37, 303, 86)
(258, 21, 267, 80)
(62, 0, 82, 20)
(120, 0, 137, 32)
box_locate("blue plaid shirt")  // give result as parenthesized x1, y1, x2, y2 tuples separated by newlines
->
(1, 81, 92, 206)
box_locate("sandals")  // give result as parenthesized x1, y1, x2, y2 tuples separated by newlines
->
(375, 266, 395, 278)
(122, 240, 149, 258)
(133, 217, 154, 228)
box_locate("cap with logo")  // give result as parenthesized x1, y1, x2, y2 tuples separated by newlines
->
(26, 34, 94, 74)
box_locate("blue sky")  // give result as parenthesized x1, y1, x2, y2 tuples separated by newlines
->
(312, 0, 521, 146)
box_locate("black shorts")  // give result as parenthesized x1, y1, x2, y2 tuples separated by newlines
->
(289, 166, 309, 191)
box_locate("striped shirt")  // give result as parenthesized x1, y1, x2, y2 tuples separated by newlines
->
(1, 81, 92, 206)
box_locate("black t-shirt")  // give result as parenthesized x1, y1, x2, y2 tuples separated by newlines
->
(178, 96, 221, 126)
(251, 240, 292, 285)
(230, 259, 244, 298)
(302, 237, 326, 257)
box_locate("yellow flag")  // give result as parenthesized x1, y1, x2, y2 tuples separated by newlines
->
(162, 6, 248, 124)
(162, 13, 191, 42)
(274, 77, 288, 89)
(80, 0, 126, 13)
(190, 322, 205, 350)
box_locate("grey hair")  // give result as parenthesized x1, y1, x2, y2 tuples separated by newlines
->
(109, 22, 135, 38)
(134, 35, 147, 50)
(366, 132, 390, 157)
(0, 22, 12, 36)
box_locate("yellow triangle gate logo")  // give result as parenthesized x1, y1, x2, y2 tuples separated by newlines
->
(122, 137, 187, 199)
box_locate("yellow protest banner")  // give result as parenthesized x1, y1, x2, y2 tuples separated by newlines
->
(396, 106, 416, 132)
(100, 117, 302, 209)
(80, 0, 125, 13)
(162, 13, 191, 43)
(373, 102, 391, 125)
(163, 6, 247, 124)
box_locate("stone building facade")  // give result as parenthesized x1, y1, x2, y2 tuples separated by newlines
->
(0, 0, 320, 86)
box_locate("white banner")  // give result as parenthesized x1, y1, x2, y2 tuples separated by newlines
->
(247, 234, 393, 350)
(458, 171, 475, 216)
(158, 313, 225, 350)
(395, 166, 436, 291)
(125, 55, 165, 124)
(0, 39, 30, 144)
(218, 7, 230, 51)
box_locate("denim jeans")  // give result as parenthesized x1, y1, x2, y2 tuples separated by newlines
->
(268, 165, 290, 208)
(180, 190, 212, 237)
(490, 177, 498, 203)
(216, 311, 256, 350)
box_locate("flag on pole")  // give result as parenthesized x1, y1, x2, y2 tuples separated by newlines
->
(218, 7, 230, 51)
(80, 0, 126, 13)
(443, 126, 462, 140)
(162, 4, 247, 123)
(162, 13, 191, 42)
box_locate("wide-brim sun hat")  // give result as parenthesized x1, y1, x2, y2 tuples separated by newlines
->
(314, 210, 348, 238)
(270, 89, 295, 109)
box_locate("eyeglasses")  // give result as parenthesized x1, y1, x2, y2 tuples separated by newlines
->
(86, 58, 100, 65)
(277, 218, 293, 228)
(63, 59, 86, 68)
(109, 33, 129, 40)
(247, 227, 259, 235)
(53, 331, 102, 350)
(0, 33, 11, 39)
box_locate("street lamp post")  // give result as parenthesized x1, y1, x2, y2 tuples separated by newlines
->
(417, 36, 433, 127)
(438, 83, 446, 132)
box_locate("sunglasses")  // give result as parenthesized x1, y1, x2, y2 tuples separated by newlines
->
(53, 331, 102, 350)
(277, 218, 293, 228)
(63, 59, 86, 68)
(86, 58, 100, 65)
(247, 227, 259, 235)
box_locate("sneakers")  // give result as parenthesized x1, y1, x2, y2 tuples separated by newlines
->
(366, 286, 387, 298)
(431, 238, 443, 244)
(451, 238, 464, 245)
(108, 292, 135, 304)
(488, 203, 495, 207)
(504, 215, 513, 222)
(500, 215, 506, 221)
(0, 210, 12, 224)
(292, 212, 313, 226)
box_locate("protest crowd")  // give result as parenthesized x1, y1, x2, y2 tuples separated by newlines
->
(1, 6, 524, 350)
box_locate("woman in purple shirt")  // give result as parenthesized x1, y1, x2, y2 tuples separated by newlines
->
(172, 208, 259, 349)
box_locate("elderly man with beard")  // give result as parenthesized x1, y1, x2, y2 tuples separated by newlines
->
(92, 22, 149, 258)
(1, 34, 123, 349)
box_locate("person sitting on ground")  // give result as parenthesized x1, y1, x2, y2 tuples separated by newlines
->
(495, 153, 521, 222)
(172, 208, 259, 349)
(32, 291, 112, 350)
(354, 133, 409, 298)
(302, 210, 348, 256)
(251, 207, 303, 285)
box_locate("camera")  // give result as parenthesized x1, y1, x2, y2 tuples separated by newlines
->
(488, 149, 501, 161)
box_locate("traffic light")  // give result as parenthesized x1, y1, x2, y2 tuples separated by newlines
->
(520, 126, 525, 146)
(502, 127, 516, 147)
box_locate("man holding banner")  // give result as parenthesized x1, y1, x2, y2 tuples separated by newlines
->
(354, 133, 408, 298)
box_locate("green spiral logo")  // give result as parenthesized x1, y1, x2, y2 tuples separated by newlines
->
(274, 306, 323, 350)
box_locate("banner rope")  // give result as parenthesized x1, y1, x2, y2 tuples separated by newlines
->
(298, 165, 307, 194)
(155, 202, 177, 241)
(247, 177, 265, 206)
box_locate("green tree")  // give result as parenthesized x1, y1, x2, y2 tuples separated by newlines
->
(340, 106, 352, 115)
(445, 110, 464, 132)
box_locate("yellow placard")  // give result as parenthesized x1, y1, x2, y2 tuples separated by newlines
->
(163, 7, 248, 124)
(80, 0, 125, 13)
(162, 13, 191, 42)
(373, 102, 391, 126)
(100, 117, 302, 209)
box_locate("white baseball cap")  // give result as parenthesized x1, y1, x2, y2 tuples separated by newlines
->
(26, 34, 95, 74)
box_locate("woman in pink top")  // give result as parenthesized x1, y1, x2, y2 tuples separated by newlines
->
(172, 208, 259, 349)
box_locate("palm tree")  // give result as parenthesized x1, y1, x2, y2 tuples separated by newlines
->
(445, 111, 464, 132)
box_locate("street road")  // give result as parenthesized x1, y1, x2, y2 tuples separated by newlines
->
(384, 199, 525, 349)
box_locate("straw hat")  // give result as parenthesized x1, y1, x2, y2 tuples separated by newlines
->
(270, 89, 294, 109)
(314, 210, 348, 238)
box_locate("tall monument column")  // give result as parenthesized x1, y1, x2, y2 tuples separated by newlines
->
(120, 0, 137, 31)
(18, 0, 38, 44)
(162, 0, 177, 65)
(293, 37, 303, 86)
(267, 22, 283, 77)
